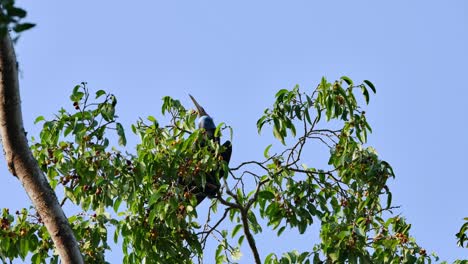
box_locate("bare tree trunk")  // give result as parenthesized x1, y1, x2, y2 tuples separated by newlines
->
(0, 34, 83, 263)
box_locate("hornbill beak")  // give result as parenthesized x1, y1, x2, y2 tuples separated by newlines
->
(189, 94, 209, 117)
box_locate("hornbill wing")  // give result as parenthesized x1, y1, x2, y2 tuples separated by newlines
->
(194, 141, 233, 205)
(195, 192, 207, 205)
(221, 140, 232, 164)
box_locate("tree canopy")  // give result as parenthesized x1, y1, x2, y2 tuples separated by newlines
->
(0, 78, 446, 263)
(0, 1, 467, 264)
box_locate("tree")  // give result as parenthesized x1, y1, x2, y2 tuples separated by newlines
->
(0, 2, 465, 264)
(0, 1, 83, 263)
(0, 76, 441, 263)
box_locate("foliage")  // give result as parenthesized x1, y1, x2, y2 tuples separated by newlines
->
(0, 78, 446, 263)
(253, 77, 432, 263)
(0, 0, 35, 39)
(456, 218, 468, 248)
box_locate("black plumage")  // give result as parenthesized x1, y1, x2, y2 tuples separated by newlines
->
(188, 95, 232, 205)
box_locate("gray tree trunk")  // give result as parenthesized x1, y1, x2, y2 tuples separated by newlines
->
(0, 33, 84, 264)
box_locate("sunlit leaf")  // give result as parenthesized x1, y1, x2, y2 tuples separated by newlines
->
(341, 76, 353, 86)
(264, 144, 273, 158)
(116, 122, 126, 146)
(363, 80, 376, 93)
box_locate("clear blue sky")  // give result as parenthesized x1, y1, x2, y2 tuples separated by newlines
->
(1, 0, 467, 262)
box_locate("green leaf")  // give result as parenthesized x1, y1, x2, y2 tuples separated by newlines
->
(238, 235, 245, 245)
(70, 85, 83, 102)
(257, 116, 267, 134)
(232, 224, 242, 238)
(95, 90, 106, 98)
(215, 122, 225, 137)
(34, 116, 45, 124)
(320, 77, 328, 90)
(304, 108, 312, 124)
(64, 125, 73, 137)
(114, 197, 122, 212)
(285, 118, 296, 137)
(326, 96, 333, 120)
(258, 190, 275, 200)
(149, 189, 163, 205)
(265, 253, 277, 264)
(275, 89, 289, 99)
(273, 125, 285, 145)
(147, 115, 156, 122)
(102, 104, 115, 122)
(363, 80, 376, 93)
(361, 86, 370, 104)
(341, 76, 353, 86)
(8, 7, 27, 18)
(277, 226, 286, 236)
(264, 144, 273, 158)
(294, 106, 302, 120)
(215, 244, 224, 264)
(336, 85, 354, 116)
(110, 95, 117, 107)
(13, 22, 35, 33)
(234, 188, 244, 206)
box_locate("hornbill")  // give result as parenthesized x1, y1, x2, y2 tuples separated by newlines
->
(188, 95, 232, 205)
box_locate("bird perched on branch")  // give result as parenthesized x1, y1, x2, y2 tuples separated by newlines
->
(188, 95, 232, 205)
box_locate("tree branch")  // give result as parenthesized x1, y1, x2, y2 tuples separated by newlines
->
(198, 207, 231, 246)
(241, 208, 261, 264)
(0, 33, 83, 263)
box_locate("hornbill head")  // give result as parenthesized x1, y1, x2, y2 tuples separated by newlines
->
(189, 94, 216, 131)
